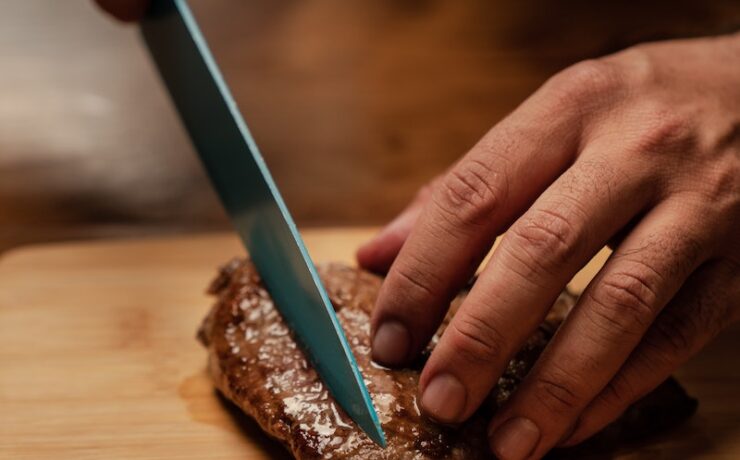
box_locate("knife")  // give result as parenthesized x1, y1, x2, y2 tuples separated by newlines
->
(140, 0, 385, 446)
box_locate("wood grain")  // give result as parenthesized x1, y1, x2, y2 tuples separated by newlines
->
(0, 230, 738, 459)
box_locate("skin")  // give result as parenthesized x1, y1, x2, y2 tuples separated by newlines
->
(95, 3, 739, 455)
(361, 33, 740, 459)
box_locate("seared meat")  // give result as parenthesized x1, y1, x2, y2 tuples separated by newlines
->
(198, 258, 696, 459)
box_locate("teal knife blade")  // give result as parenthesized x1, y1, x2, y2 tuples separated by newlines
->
(140, 0, 385, 446)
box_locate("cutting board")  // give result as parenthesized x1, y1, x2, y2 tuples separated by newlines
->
(1, 229, 738, 459)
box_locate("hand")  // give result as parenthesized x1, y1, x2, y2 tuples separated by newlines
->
(360, 33, 740, 459)
(95, 0, 150, 22)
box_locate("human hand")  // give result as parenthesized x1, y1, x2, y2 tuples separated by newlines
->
(95, 0, 150, 22)
(360, 33, 740, 459)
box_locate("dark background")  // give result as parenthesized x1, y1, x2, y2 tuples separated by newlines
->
(1, 0, 738, 251)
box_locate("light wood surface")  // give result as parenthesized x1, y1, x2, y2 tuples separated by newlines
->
(0, 229, 738, 459)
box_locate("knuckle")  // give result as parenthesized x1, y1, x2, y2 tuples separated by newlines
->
(547, 59, 621, 103)
(532, 372, 582, 415)
(614, 45, 658, 84)
(508, 208, 581, 274)
(447, 312, 507, 366)
(497, 241, 545, 282)
(391, 255, 442, 302)
(591, 270, 660, 331)
(433, 159, 503, 228)
(632, 104, 696, 154)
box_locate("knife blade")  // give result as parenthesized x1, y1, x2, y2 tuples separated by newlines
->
(140, 0, 385, 446)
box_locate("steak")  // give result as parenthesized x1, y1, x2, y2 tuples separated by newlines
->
(198, 257, 697, 459)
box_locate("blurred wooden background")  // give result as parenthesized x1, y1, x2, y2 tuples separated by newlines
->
(1, 0, 738, 252)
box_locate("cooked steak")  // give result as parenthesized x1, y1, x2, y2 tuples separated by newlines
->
(198, 257, 696, 459)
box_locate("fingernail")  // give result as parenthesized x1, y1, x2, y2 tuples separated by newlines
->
(420, 373, 467, 422)
(372, 320, 410, 366)
(488, 417, 540, 460)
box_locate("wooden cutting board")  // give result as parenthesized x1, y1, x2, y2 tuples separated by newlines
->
(1, 229, 738, 459)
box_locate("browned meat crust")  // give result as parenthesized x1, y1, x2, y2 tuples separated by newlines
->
(198, 257, 696, 459)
